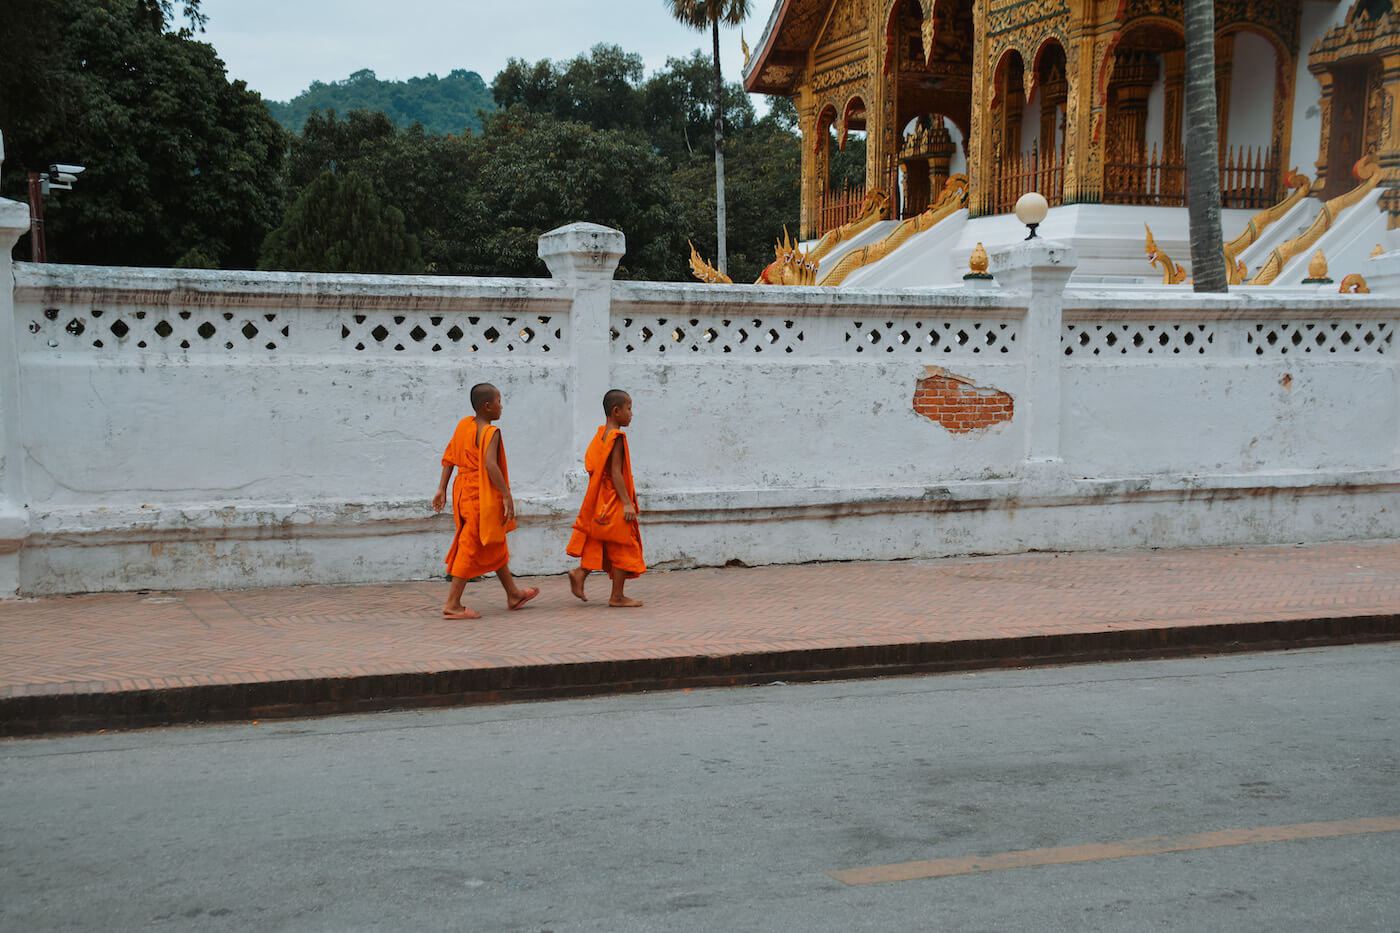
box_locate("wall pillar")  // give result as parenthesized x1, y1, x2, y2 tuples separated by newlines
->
(991, 241, 1078, 469)
(537, 223, 626, 491)
(0, 198, 32, 597)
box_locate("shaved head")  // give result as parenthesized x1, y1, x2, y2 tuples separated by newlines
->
(470, 383, 499, 411)
(603, 388, 630, 416)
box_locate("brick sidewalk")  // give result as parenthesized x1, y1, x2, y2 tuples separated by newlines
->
(4, 540, 1400, 734)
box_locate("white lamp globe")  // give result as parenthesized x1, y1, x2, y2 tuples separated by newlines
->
(1014, 191, 1049, 239)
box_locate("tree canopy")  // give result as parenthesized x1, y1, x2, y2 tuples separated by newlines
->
(0, 0, 284, 268)
(268, 69, 496, 137)
(259, 170, 422, 274)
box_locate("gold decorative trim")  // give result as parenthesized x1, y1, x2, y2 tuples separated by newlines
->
(687, 241, 733, 284)
(1223, 169, 1311, 284)
(1339, 272, 1370, 293)
(1248, 154, 1382, 286)
(817, 176, 970, 287)
(808, 190, 893, 264)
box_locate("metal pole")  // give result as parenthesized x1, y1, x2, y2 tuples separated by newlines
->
(26, 173, 45, 263)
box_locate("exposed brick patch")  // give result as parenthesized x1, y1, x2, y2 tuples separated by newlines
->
(913, 366, 1014, 433)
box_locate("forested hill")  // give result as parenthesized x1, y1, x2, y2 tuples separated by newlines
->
(267, 68, 496, 135)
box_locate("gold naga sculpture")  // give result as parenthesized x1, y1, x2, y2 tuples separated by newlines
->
(756, 229, 820, 285)
(689, 229, 820, 286)
(816, 175, 969, 287)
(1248, 153, 1381, 286)
(1222, 169, 1311, 285)
(688, 187, 895, 287)
(1144, 224, 1187, 284)
(688, 241, 734, 284)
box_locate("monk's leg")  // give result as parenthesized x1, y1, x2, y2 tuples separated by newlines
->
(568, 566, 589, 601)
(443, 576, 481, 620)
(497, 564, 540, 610)
(609, 567, 643, 608)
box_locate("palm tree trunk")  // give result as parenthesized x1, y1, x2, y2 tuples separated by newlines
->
(712, 18, 728, 274)
(1184, 0, 1227, 292)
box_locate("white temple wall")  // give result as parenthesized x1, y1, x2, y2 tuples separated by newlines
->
(1291, 0, 1353, 177)
(4, 220, 1399, 596)
(1227, 30, 1278, 153)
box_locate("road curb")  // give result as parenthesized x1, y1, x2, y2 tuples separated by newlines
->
(4, 613, 1398, 736)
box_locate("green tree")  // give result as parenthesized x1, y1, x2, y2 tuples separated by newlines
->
(267, 68, 495, 136)
(492, 45, 645, 132)
(464, 108, 686, 280)
(641, 51, 756, 167)
(0, 0, 284, 268)
(279, 108, 482, 273)
(664, 0, 753, 275)
(1183, 0, 1227, 291)
(674, 107, 799, 283)
(259, 170, 422, 273)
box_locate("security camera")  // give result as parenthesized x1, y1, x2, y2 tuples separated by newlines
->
(49, 163, 85, 176)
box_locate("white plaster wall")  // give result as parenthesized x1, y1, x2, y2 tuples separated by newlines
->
(1227, 31, 1279, 154)
(10, 250, 1400, 596)
(1291, 0, 1353, 175)
(1145, 57, 1167, 157)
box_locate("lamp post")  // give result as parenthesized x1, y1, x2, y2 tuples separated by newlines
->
(1014, 191, 1049, 240)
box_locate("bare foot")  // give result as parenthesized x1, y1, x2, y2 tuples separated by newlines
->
(508, 586, 540, 611)
(442, 607, 482, 620)
(609, 596, 644, 608)
(567, 567, 588, 601)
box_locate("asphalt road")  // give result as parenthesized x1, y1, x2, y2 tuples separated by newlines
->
(3, 644, 1399, 932)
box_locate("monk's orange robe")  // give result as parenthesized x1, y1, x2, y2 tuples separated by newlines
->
(567, 426, 646, 578)
(443, 416, 515, 579)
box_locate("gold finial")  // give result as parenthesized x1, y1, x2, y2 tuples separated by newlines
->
(741, 33, 750, 69)
(969, 242, 989, 275)
(1308, 249, 1329, 280)
(1373, 244, 1386, 258)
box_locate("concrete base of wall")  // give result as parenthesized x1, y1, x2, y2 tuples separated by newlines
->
(19, 470, 1400, 595)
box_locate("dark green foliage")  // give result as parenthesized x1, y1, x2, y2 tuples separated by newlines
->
(0, 0, 284, 268)
(464, 108, 687, 280)
(674, 108, 800, 283)
(267, 68, 496, 137)
(493, 46, 645, 132)
(259, 171, 422, 274)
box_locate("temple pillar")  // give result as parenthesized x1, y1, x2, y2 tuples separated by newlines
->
(1061, 26, 1102, 204)
(968, 0, 993, 215)
(1378, 52, 1400, 229)
(799, 94, 823, 240)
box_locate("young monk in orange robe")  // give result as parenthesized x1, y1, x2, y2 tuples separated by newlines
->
(431, 382, 539, 619)
(567, 389, 646, 607)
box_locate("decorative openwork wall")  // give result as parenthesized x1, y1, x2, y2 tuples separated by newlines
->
(3, 223, 1397, 597)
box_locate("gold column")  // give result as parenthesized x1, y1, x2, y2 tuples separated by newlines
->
(1378, 52, 1400, 229)
(968, 0, 993, 215)
(1061, 27, 1101, 204)
(799, 92, 821, 240)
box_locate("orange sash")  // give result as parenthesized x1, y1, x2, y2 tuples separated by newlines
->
(476, 423, 515, 545)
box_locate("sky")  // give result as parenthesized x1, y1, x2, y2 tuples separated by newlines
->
(197, 0, 768, 105)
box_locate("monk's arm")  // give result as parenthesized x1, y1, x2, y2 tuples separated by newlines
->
(432, 464, 453, 513)
(483, 433, 515, 523)
(609, 441, 637, 522)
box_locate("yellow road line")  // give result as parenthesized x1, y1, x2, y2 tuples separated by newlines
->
(828, 816, 1400, 886)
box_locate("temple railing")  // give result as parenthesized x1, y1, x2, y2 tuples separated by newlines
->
(819, 181, 868, 234)
(1104, 145, 1279, 209)
(987, 146, 1065, 215)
